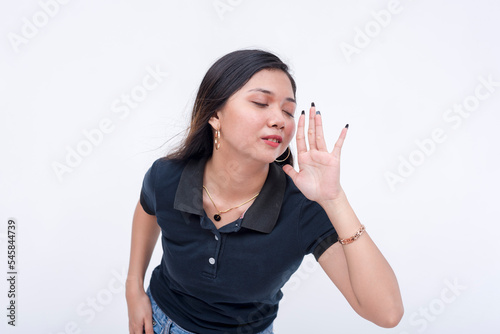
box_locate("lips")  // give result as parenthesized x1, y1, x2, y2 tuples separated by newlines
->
(262, 135, 282, 148)
(262, 135, 282, 143)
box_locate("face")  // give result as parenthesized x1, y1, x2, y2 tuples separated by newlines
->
(209, 69, 297, 164)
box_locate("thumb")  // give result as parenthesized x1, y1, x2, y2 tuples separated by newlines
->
(282, 165, 299, 182)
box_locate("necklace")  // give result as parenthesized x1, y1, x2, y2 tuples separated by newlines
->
(202, 185, 259, 222)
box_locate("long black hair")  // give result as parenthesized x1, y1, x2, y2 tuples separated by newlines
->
(165, 49, 296, 166)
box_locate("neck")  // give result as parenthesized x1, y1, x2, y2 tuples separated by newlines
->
(203, 152, 269, 201)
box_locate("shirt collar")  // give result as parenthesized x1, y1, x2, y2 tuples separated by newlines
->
(173, 158, 286, 234)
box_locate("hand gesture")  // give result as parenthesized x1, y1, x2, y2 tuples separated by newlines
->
(283, 104, 348, 205)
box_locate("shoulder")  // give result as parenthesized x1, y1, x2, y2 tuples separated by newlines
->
(143, 157, 189, 192)
(149, 158, 199, 207)
(153, 157, 188, 176)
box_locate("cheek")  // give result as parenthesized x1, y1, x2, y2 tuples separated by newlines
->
(285, 120, 296, 142)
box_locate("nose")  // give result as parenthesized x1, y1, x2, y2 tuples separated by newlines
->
(267, 106, 286, 130)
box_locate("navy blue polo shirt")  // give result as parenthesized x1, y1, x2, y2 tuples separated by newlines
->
(140, 157, 338, 334)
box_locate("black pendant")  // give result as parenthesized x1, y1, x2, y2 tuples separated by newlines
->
(214, 214, 221, 221)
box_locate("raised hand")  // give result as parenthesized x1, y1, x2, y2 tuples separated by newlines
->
(282, 104, 348, 205)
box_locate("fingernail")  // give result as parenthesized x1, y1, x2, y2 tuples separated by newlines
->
(345, 124, 349, 128)
(311, 102, 315, 107)
(301, 110, 305, 115)
(316, 110, 321, 115)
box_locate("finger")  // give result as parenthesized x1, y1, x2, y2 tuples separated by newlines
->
(308, 103, 317, 150)
(144, 320, 154, 334)
(331, 124, 348, 159)
(130, 323, 143, 334)
(296, 110, 308, 154)
(314, 111, 328, 151)
(282, 164, 299, 183)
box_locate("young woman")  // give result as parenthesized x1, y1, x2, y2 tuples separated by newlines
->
(126, 49, 403, 334)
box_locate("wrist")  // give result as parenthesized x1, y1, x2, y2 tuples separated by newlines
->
(126, 284, 146, 302)
(317, 188, 347, 209)
(126, 277, 145, 292)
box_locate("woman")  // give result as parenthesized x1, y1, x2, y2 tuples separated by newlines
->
(126, 49, 404, 334)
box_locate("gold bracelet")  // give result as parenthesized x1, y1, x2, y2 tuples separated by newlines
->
(338, 225, 365, 245)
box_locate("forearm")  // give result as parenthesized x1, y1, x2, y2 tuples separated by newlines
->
(319, 192, 403, 326)
(126, 201, 161, 292)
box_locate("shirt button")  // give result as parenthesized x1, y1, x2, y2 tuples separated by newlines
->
(214, 235, 219, 241)
(209, 257, 215, 265)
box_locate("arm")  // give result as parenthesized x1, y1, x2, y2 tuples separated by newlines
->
(126, 200, 161, 334)
(283, 105, 403, 328)
(317, 193, 403, 327)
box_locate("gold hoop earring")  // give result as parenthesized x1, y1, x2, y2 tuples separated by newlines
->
(275, 147, 290, 163)
(214, 129, 221, 150)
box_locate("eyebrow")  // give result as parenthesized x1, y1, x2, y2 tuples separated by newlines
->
(247, 88, 296, 104)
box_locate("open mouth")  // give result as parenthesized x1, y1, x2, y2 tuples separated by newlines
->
(262, 135, 282, 147)
(262, 135, 282, 143)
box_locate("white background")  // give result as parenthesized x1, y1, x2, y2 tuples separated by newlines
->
(1, 0, 499, 333)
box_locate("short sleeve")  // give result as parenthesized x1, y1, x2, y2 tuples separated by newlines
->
(139, 160, 158, 215)
(298, 199, 339, 261)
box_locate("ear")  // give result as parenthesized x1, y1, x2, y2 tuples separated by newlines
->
(208, 111, 221, 130)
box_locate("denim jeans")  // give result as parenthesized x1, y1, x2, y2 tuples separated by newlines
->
(146, 286, 274, 334)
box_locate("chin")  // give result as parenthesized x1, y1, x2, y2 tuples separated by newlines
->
(251, 155, 276, 165)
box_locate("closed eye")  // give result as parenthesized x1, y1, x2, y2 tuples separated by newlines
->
(253, 101, 294, 118)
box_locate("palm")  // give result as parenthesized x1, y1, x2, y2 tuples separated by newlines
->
(283, 106, 347, 204)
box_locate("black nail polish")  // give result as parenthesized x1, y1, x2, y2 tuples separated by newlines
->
(301, 110, 305, 115)
(316, 110, 321, 115)
(311, 102, 315, 107)
(345, 124, 349, 128)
